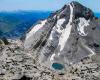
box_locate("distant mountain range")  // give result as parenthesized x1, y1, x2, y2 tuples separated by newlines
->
(0, 11, 100, 38)
(95, 13, 100, 18)
(0, 11, 51, 38)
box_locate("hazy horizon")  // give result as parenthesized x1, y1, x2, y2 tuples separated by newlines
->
(0, 0, 100, 13)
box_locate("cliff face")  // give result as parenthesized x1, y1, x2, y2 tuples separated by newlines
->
(24, 1, 100, 69)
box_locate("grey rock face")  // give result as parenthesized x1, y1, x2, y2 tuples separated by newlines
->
(0, 39, 4, 46)
(24, 1, 100, 70)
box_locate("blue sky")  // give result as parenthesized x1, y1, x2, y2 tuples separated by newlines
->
(0, 0, 100, 12)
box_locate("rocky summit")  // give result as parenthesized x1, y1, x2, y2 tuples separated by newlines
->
(0, 1, 100, 80)
(24, 1, 99, 69)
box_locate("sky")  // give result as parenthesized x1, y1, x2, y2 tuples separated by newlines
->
(0, 0, 100, 13)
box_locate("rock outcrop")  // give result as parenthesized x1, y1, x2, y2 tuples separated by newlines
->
(0, 37, 9, 46)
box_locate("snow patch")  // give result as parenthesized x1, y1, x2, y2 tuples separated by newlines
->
(49, 18, 65, 61)
(58, 3, 74, 52)
(82, 43, 96, 56)
(26, 20, 47, 39)
(50, 54, 56, 61)
(49, 18, 65, 40)
(77, 18, 90, 36)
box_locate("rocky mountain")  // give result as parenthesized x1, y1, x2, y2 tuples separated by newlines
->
(0, 1, 100, 80)
(24, 1, 100, 70)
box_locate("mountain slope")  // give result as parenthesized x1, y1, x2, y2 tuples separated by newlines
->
(24, 1, 100, 70)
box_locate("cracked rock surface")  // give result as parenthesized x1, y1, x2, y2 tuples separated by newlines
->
(0, 40, 100, 80)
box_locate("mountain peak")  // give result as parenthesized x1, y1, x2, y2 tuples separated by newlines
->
(24, 1, 100, 71)
(59, 1, 94, 20)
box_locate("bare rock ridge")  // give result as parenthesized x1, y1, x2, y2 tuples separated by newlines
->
(24, 1, 99, 69)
